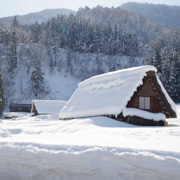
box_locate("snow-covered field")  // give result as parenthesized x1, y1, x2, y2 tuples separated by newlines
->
(0, 105, 180, 180)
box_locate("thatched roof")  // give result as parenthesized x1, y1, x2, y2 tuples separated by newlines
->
(59, 66, 176, 119)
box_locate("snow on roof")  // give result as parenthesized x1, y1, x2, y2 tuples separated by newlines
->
(156, 75, 177, 114)
(10, 103, 32, 108)
(59, 65, 176, 119)
(33, 100, 67, 114)
(123, 108, 166, 121)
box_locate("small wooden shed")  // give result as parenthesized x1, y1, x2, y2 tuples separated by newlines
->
(10, 103, 32, 112)
(59, 65, 177, 126)
(31, 100, 67, 115)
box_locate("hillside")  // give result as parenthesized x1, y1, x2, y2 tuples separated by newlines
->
(0, 8, 76, 27)
(76, 6, 176, 44)
(121, 2, 180, 29)
(0, 6, 180, 107)
(0, 5, 180, 179)
(1, 45, 142, 106)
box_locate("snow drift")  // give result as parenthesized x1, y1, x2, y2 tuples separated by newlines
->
(0, 105, 180, 180)
(0, 145, 180, 180)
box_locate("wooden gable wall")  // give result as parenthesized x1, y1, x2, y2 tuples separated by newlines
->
(126, 71, 176, 118)
(31, 102, 38, 115)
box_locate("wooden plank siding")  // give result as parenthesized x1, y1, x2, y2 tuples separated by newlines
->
(31, 102, 38, 115)
(126, 71, 176, 117)
(125, 116, 165, 126)
(119, 71, 176, 126)
(10, 103, 32, 112)
(127, 73, 162, 113)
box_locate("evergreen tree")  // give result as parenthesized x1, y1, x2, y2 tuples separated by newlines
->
(11, 16, 19, 30)
(95, 54, 104, 75)
(0, 71, 5, 116)
(30, 21, 41, 42)
(152, 46, 162, 76)
(154, 46, 161, 65)
(31, 59, 45, 97)
(160, 48, 172, 95)
(7, 31, 17, 74)
(172, 50, 180, 102)
(66, 49, 73, 75)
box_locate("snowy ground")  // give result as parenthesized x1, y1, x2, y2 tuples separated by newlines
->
(0, 105, 180, 180)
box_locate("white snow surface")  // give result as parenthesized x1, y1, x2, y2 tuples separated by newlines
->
(123, 108, 166, 121)
(0, 128, 11, 138)
(59, 65, 176, 119)
(32, 100, 67, 114)
(0, 104, 180, 180)
(3, 112, 29, 118)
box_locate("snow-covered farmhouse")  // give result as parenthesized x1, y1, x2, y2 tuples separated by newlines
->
(59, 66, 177, 126)
(32, 100, 67, 115)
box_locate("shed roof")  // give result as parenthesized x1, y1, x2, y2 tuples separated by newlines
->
(32, 100, 67, 114)
(59, 65, 176, 119)
(10, 103, 32, 108)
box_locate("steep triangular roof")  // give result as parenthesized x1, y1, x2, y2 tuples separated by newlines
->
(32, 100, 67, 114)
(59, 66, 176, 119)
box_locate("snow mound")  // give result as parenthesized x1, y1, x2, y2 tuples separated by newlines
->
(0, 128, 11, 138)
(0, 105, 180, 179)
(3, 112, 29, 118)
(0, 145, 180, 180)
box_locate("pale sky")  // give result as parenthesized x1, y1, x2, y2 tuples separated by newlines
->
(0, 0, 180, 18)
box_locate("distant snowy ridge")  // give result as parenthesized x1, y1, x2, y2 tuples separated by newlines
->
(121, 2, 180, 28)
(0, 8, 76, 27)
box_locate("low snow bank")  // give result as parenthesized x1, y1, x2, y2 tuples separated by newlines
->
(0, 144, 180, 180)
(0, 128, 11, 138)
(0, 104, 180, 180)
(3, 112, 29, 118)
(123, 108, 166, 121)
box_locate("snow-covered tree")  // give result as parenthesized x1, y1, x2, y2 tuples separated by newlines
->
(0, 70, 4, 116)
(31, 59, 46, 97)
(7, 31, 17, 74)
(95, 54, 104, 75)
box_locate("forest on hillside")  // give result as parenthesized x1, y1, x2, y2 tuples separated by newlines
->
(121, 2, 180, 28)
(0, 6, 180, 106)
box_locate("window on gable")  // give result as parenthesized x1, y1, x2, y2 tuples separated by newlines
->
(139, 96, 150, 110)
